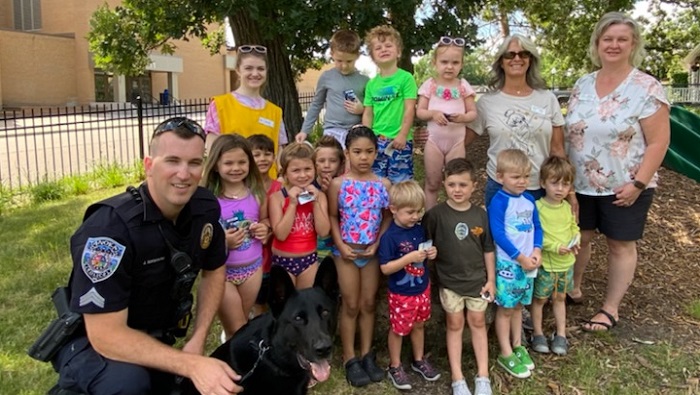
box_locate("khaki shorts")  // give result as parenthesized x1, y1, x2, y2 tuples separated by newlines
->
(439, 287, 488, 314)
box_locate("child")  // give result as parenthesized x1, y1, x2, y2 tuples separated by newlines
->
(423, 158, 495, 395)
(363, 25, 418, 184)
(201, 134, 272, 339)
(488, 148, 542, 379)
(313, 136, 346, 263)
(297, 30, 368, 148)
(378, 180, 440, 390)
(205, 44, 287, 178)
(531, 156, 580, 356)
(327, 125, 391, 387)
(269, 143, 331, 289)
(248, 134, 283, 317)
(416, 37, 478, 209)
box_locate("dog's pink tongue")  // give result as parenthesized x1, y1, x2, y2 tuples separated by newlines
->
(310, 360, 331, 382)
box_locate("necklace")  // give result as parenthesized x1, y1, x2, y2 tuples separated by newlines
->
(222, 186, 247, 200)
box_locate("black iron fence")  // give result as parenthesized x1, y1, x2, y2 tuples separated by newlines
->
(0, 92, 316, 190)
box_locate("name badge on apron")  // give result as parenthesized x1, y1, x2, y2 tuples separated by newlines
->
(258, 117, 275, 128)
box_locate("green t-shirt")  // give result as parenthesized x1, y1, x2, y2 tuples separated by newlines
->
(363, 68, 417, 139)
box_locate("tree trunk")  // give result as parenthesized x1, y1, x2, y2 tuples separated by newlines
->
(228, 10, 302, 140)
(498, 5, 510, 37)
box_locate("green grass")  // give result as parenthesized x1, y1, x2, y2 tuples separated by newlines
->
(686, 300, 700, 320)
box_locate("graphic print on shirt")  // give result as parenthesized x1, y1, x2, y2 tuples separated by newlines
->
(513, 209, 534, 233)
(224, 210, 253, 251)
(292, 211, 315, 236)
(504, 108, 535, 156)
(454, 222, 469, 240)
(395, 239, 425, 288)
(372, 85, 399, 102)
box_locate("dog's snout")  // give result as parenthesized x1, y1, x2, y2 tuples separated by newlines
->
(314, 343, 332, 358)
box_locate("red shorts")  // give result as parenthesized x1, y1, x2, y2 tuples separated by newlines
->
(388, 285, 431, 336)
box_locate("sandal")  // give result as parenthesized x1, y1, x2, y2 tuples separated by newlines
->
(582, 309, 618, 332)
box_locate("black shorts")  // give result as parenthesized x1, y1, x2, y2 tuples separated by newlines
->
(577, 188, 654, 241)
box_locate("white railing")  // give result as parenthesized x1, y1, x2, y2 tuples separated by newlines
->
(665, 86, 700, 103)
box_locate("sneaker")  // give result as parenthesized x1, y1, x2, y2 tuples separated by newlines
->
(411, 358, 441, 381)
(531, 335, 550, 354)
(360, 351, 385, 382)
(550, 335, 569, 356)
(387, 365, 412, 390)
(474, 376, 493, 395)
(345, 357, 371, 387)
(513, 345, 535, 370)
(497, 353, 531, 379)
(452, 379, 472, 395)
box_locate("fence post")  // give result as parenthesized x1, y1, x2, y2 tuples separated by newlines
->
(137, 96, 144, 159)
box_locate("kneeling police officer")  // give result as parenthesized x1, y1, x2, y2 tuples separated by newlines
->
(46, 118, 242, 394)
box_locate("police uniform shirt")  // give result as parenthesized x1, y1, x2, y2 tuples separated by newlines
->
(68, 184, 226, 331)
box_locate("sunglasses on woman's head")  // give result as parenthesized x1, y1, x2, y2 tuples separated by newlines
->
(153, 117, 206, 141)
(238, 45, 267, 54)
(437, 36, 466, 47)
(502, 50, 532, 60)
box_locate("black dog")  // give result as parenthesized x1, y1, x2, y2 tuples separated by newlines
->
(179, 258, 339, 395)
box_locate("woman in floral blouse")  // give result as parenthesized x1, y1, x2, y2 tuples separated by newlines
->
(565, 12, 670, 331)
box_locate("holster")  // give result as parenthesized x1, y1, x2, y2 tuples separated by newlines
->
(27, 287, 83, 362)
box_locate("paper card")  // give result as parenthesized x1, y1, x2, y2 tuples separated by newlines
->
(297, 191, 315, 205)
(418, 239, 433, 251)
(384, 144, 395, 156)
(567, 233, 581, 249)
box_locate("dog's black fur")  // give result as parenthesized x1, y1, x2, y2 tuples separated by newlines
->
(179, 258, 339, 395)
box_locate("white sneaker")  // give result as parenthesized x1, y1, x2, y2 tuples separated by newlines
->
(474, 376, 492, 395)
(452, 379, 472, 395)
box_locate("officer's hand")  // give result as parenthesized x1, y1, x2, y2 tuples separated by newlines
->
(190, 356, 243, 394)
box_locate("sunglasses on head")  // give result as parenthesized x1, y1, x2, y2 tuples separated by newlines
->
(153, 117, 206, 141)
(238, 45, 267, 54)
(437, 36, 466, 47)
(502, 50, 532, 60)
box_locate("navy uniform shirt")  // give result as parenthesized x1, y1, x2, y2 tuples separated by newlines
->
(68, 183, 226, 332)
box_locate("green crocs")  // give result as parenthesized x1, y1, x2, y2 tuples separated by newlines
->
(513, 346, 535, 370)
(497, 353, 531, 378)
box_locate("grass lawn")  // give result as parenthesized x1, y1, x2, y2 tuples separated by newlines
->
(1, 148, 699, 394)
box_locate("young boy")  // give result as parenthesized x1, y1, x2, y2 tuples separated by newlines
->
(378, 180, 440, 390)
(363, 25, 417, 184)
(297, 30, 368, 147)
(247, 134, 283, 318)
(423, 158, 495, 395)
(531, 156, 580, 356)
(488, 148, 542, 379)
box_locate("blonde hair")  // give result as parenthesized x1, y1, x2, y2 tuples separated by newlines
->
(389, 180, 425, 210)
(279, 142, 315, 178)
(589, 12, 646, 68)
(330, 30, 361, 54)
(488, 34, 547, 91)
(540, 156, 575, 184)
(365, 25, 402, 60)
(496, 148, 531, 174)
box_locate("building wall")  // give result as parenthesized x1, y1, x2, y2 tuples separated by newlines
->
(0, 29, 77, 107)
(296, 63, 333, 94)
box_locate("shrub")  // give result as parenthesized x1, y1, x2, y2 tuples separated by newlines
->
(62, 175, 91, 195)
(93, 164, 128, 189)
(30, 179, 66, 203)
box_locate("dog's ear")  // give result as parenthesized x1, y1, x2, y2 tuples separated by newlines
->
(313, 256, 339, 300)
(269, 265, 296, 317)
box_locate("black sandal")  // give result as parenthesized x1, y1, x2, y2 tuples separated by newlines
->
(345, 357, 371, 387)
(582, 309, 618, 332)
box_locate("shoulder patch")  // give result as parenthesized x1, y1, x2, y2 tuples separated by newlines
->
(81, 237, 126, 283)
(201, 223, 214, 249)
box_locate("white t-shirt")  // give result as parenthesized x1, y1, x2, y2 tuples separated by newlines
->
(469, 89, 564, 189)
(564, 69, 668, 196)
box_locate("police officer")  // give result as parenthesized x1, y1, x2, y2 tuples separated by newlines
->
(51, 117, 243, 394)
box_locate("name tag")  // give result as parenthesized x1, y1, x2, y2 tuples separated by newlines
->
(258, 117, 275, 128)
(530, 105, 546, 116)
(579, 94, 596, 101)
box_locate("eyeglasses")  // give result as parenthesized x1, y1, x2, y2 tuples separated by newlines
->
(502, 50, 532, 60)
(153, 117, 206, 141)
(437, 36, 466, 47)
(238, 45, 267, 54)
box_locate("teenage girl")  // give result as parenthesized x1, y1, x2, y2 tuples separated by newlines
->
(327, 126, 392, 387)
(416, 36, 478, 209)
(269, 143, 331, 289)
(201, 134, 272, 339)
(204, 44, 288, 178)
(313, 136, 346, 263)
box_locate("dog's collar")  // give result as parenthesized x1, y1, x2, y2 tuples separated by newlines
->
(237, 339, 270, 383)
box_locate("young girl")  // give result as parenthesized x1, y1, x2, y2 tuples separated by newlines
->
(201, 134, 272, 339)
(204, 44, 288, 178)
(327, 126, 391, 387)
(269, 143, 331, 289)
(248, 134, 283, 317)
(314, 136, 346, 263)
(416, 36, 478, 209)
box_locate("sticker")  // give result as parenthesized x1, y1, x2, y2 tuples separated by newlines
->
(530, 105, 546, 115)
(258, 117, 275, 128)
(201, 223, 213, 249)
(79, 287, 105, 308)
(418, 239, 433, 251)
(81, 237, 125, 283)
(454, 222, 469, 240)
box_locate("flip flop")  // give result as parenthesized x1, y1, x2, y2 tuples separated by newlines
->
(582, 309, 618, 332)
(566, 293, 584, 305)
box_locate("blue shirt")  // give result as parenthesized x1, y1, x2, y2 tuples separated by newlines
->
(488, 189, 543, 264)
(378, 222, 430, 295)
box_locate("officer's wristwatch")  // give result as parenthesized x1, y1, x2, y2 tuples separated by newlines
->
(632, 180, 647, 190)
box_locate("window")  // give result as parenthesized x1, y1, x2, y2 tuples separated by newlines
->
(13, 0, 42, 31)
